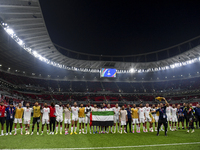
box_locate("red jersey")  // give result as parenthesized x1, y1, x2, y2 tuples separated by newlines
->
(49, 106, 56, 117)
(0, 105, 6, 117)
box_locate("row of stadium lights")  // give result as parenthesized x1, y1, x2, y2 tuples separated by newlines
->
(1, 22, 200, 74)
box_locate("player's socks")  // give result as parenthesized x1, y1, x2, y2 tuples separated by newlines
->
(21, 127, 23, 134)
(1, 130, 4, 135)
(56, 126, 58, 132)
(60, 127, 62, 133)
(114, 126, 116, 132)
(74, 126, 77, 132)
(71, 126, 73, 133)
(14, 127, 17, 134)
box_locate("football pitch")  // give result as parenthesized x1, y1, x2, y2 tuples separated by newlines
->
(0, 123, 200, 150)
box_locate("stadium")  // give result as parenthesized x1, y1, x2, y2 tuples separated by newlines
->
(0, 0, 200, 150)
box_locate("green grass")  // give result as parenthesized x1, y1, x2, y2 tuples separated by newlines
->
(0, 122, 200, 150)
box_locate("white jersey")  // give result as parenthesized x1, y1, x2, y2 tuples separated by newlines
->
(85, 106, 92, 117)
(138, 107, 145, 119)
(171, 108, 177, 117)
(98, 108, 106, 112)
(166, 106, 172, 115)
(113, 107, 120, 116)
(41, 107, 50, 119)
(55, 105, 63, 117)
(106, 108, 113, 111)
(144, 107, 151, 117)
(23, 107, 32, 120)
(71, 106, 79, 117)
(92, 107, 98, 112)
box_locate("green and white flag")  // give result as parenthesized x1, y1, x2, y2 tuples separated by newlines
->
(90, 111, 114, 126)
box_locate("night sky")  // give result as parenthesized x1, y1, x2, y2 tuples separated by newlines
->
(39, 0, 200, 55)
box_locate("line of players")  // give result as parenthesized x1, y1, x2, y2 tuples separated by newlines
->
(0, 100, 198, 136)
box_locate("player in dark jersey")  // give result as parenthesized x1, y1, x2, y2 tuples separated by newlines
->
(186, 103, 195, 133)
(177, 104, 184, 129)
(156, 98, 169, 136)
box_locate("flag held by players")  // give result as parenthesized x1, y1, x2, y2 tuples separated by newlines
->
(90, 111, 114, 126)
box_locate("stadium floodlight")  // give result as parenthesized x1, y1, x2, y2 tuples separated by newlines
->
(129, 68, 135, 73)
(0, 64, 2, 67)
(6, 28, 14, 35)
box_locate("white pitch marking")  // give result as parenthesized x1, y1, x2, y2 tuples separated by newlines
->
(2, 142, 200, 150)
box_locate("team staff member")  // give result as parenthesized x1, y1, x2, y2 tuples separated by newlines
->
(49, 102, 57, 135)
(186, 103, 195, 133)
(5, 102, 15, 135)
(31, 102, 41, 135)
(125, 105, 132, 133)
(156, 98, 169, 136)
(194, 104, 200, 129)
(0, 101, 6, 136)
(14, 103, 24, 135)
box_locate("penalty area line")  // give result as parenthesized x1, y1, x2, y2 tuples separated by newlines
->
(2, 142, 200, 150)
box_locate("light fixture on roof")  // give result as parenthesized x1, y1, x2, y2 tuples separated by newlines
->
(129, 68, 135, 73)
(0, 64, 2, 67)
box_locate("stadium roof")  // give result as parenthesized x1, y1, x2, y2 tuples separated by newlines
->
(0, 0, 200, 74)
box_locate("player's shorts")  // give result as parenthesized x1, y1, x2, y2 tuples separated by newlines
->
(0, 117, 5, 125)
(121, 121, 126, 125)
(42, 119, 49, 125)
(79, 117, 85, 123)
(155, 116, 159, 123)
(139, 118, 145, 123)
(114, 116, 119, 123)
(145, 117, 152, 122)
(24, 119, 31, 125)
(172, 116, 178, 122)
(64, 119, 71, 124)
(72, 115, 78, 121)
(132, 118, 139, 124)
(166, 114, 172, 121)
(56, 116, 63, 122)
(85, 116, 90, 124)
(33, 117, 40, 124)
(14, 118, 22, 124)
(178, 117, 184, 122)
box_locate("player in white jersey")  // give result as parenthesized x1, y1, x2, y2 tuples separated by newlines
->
(64, 104, 71, 135)
(85, 103, 92, 134)
(55, 102, 63, 135)
(98, 104, 106, 133)
(171, 104, 178, 131)
(105, 104, 113, 133)
(119, 105, 128, 134)
(70, 102, 79, 135)
(23, 103, 32, 135)
(41, 103, 50, 135)
(138, 104, 146, 133)
(166, 105, 172, 130)
(91, 104, 98, 134)
(113, 103, 120, 133)
(144, 103, 152, 132)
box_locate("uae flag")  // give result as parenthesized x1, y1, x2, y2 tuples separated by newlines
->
(90, 111, 114, 126)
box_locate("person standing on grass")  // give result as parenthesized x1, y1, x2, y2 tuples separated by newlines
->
(0, 101, 6, 136)
(85, 103, 92, 134)
(125, 105, 132, 133)
(91, 104, 98, 134)
(41, 103, 50, 135)
(49, 102, 57, 135)
(70, 102, 79, 135)
(183, 103, 188, 128)
(23, 103, 32, 135)
(64, 103, 71, 135)
(78, 103, 85, 134)
(14, 103, 24, 135)
(31, 102, 41, 135)
(5, 101, 15, 135)
(138, 104, 146, 133)
(194, 104, 200, 129)
(186, 103, 195, 133)
(55, 102, 63, 135)
(156, 98, 169, 136)
(119, 105, 127, 134)
(171, 104, 178, 131)
(177, 104, 184, 129)
(113, 103, 120, 133)
(131, 104, 139, 133)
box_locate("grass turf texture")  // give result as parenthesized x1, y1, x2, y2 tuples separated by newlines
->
(0, 122, 200, 149)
